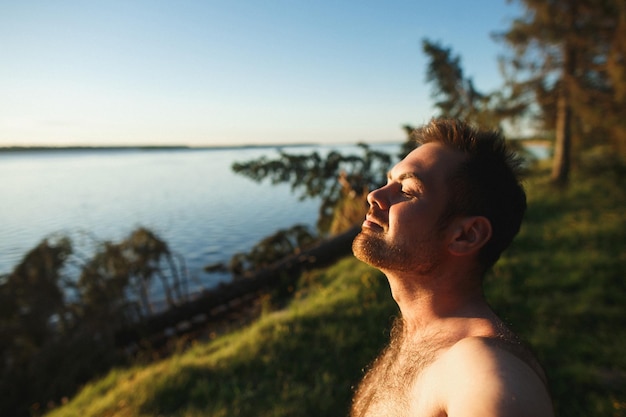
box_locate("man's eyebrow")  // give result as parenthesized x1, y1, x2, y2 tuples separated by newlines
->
(387, 170, 424, 183)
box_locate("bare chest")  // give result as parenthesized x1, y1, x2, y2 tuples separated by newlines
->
(351, 342, 445, 417)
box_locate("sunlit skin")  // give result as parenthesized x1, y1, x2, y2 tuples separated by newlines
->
(351, 143, 554, 417)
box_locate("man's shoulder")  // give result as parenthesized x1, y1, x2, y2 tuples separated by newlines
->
(441, 336, 520, 368)
(445, 335, 547, 380)
(446, 335, 521, 360)
(440, 335, 546, 384)
(432, 336, 554, 416)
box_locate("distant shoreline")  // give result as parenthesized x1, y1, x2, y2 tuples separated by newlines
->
(0, 143, 324, 153)
(0, 138, 546, 154)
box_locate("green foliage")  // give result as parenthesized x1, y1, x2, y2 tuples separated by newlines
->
(228, 224, 317, 276)
(423, 39, 487, 123)
(47, 166, 625, 417)
(47, 258, 397, 417)
(497, 0, 626, 183)
(484, 163, 626, 416)
(232, 143, 393, 233)
(0, 228, 188, 416)
(79, 227, 187, 318)
(0, 237, 74, 416)
(421, 39, 526, 130)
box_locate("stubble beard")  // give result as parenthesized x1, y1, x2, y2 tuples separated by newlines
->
(352, 229, 443, 276)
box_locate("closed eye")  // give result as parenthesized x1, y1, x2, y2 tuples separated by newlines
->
(400, 186, 418, 198)
(387, 170, 425, 198)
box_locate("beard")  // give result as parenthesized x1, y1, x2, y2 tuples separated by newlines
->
(352, 228, 444, 276)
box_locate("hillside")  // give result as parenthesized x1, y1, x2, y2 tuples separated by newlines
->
(47, 164, 625, 417)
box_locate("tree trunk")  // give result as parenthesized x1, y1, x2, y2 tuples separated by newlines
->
(114, 226, 360, 348)
(551, 90, 572, 185)
(551, 44, 576, 186)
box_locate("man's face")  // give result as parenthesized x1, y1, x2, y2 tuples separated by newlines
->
(352, 142, 464, 274)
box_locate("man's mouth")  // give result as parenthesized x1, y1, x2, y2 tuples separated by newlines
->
(362, 215, 385, 232)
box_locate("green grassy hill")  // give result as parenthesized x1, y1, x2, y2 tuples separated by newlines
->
(47, 165, 625, 417)
(46, 257, 395, 417)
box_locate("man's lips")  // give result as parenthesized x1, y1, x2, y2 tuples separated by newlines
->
(362, 216, 385, 232)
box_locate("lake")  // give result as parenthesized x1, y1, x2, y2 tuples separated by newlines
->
(0, 144, 401, 292)
(0, 140, 546, 294)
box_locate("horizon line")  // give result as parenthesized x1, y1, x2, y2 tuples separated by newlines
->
(0, 140, 406, 153)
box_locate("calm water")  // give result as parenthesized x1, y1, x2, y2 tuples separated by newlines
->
(1, 144, 402, 291)
(0, 146, 348, 289)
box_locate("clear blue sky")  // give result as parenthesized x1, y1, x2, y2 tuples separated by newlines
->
(0, 0, 523, 146)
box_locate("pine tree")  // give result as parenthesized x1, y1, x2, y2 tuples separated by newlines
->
(422, 39, 526, 131)
(498, 0, 626, 185)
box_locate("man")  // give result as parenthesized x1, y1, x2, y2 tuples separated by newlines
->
(351, 119, 553, 417)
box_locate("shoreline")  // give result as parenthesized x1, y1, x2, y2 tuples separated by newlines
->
(0, 143, 322, 153)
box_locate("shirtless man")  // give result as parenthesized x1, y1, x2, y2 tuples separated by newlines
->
(351, 119, 554, 417)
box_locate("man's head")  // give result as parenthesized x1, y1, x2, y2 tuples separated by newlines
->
(353, 118, 526, 275)
(413, 119, 527, 270)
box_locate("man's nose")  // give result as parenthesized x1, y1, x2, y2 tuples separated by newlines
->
(367, 185, 390, 210)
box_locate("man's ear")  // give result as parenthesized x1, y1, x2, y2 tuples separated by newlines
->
(447, 216, 492, 256)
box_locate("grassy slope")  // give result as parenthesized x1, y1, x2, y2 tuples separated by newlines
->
(48, 167, 625, 417)
(46, 258, 397, 417)
(485, 165, 626, 416)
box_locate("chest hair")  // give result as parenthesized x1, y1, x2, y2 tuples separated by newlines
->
(350, 322, 452, 417)
(351, 318, 546, 417)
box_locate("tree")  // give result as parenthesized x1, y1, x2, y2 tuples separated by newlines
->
(228, 225, 316, 277)
(232, 144, 392, 234)
(0, 238, 72, 366)
(422, 39, 526, 131)
(0, 228, 189, 416)
(78, 227, 187, 319)
(498, 0, 626, 185)
(0, 238, 76, 416)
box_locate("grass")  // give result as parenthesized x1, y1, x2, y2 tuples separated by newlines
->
(47, 165, 625, 417)
(46, 257, 397, 417)
(485, 164, 626, 416)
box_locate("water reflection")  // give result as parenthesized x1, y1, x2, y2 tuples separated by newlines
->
(0, 147, 331, 287)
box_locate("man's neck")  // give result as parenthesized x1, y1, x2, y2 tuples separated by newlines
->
(384, 269, 498, 337)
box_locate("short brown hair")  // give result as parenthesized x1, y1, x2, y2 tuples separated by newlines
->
(411, 119, 527, 270)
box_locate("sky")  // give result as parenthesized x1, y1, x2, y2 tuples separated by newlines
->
(0, 0, 524, 147)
